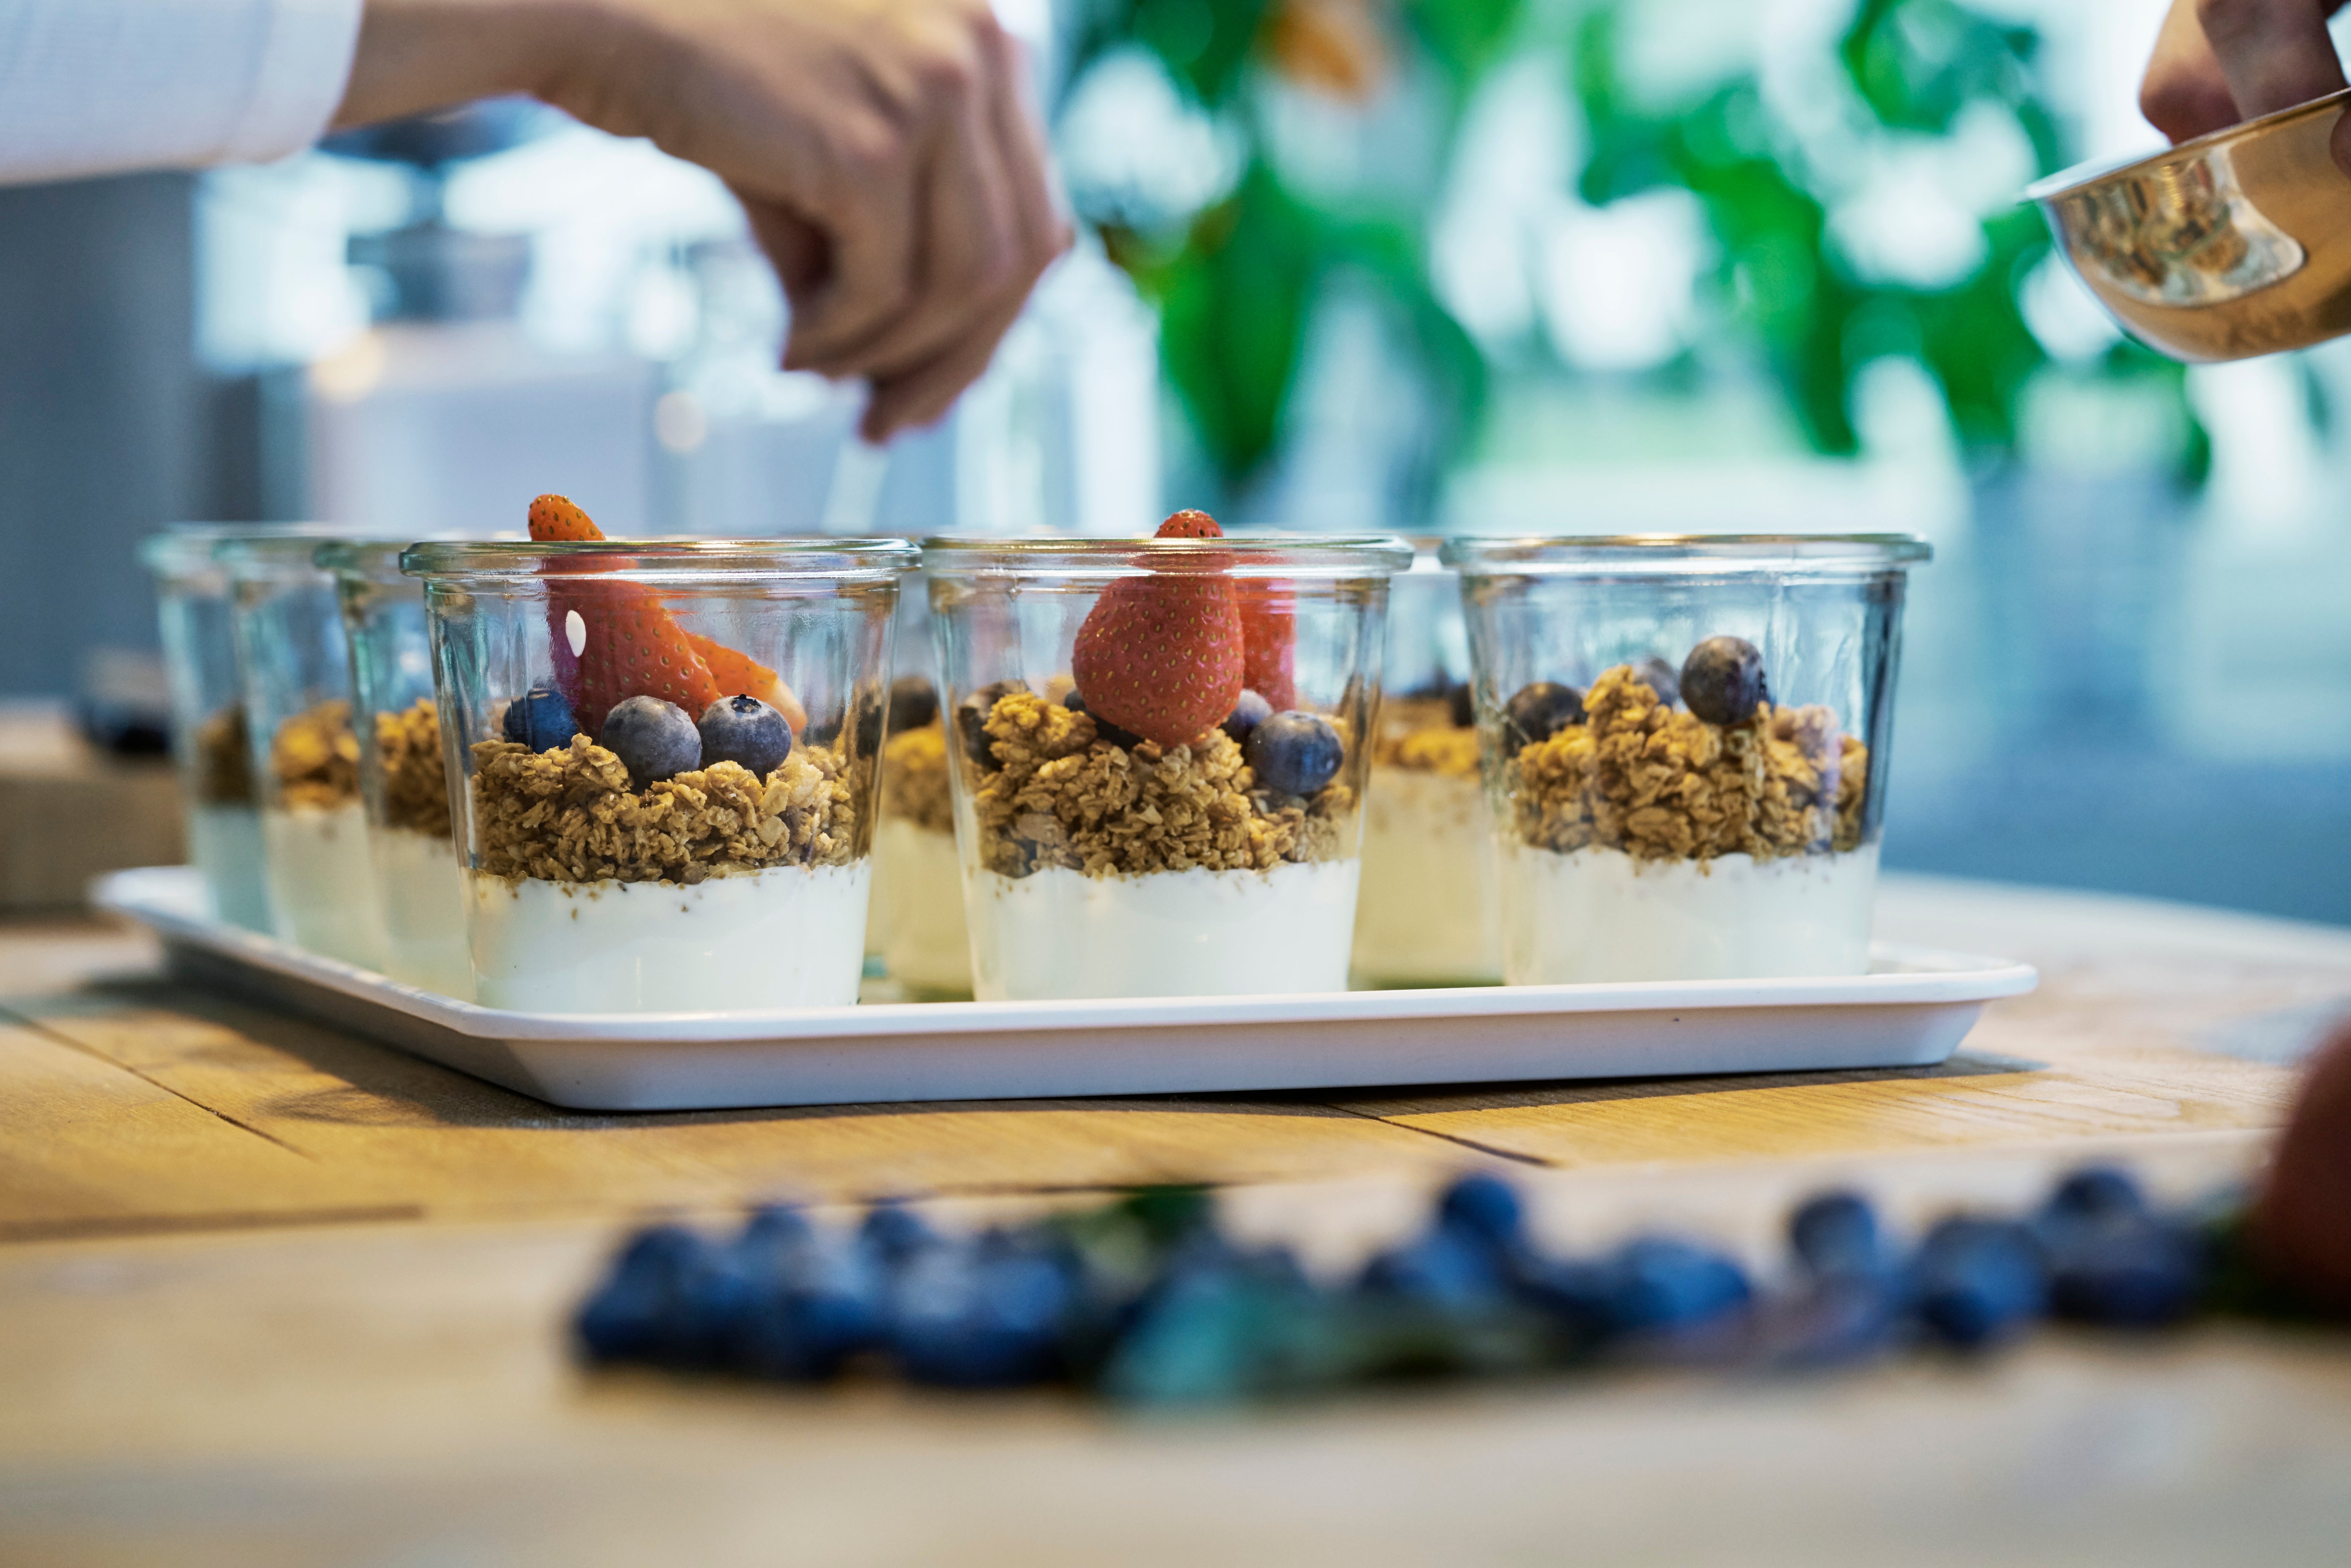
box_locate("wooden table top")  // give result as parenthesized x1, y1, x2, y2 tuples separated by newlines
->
(5, 873, 2350, 1564)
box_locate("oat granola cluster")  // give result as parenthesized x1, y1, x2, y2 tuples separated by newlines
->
(879, 724, 954, 835)
(470, 735, 861, 885)
(193, 704, 253, 806)
(1370, 695, 1480, 778)
(1510, 666, 1867, 862)
(270, 700, 361, 810)
(969, 689, 1349, 878)
(376, 698, 452, 838)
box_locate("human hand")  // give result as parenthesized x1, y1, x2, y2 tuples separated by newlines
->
(2141, 0, 2351, 173)
(336, 0, 1070, 440)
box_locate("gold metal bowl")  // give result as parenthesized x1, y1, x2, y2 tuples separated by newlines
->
(2028, 88, 2351, 362)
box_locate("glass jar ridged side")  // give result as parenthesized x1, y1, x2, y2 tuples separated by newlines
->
(222, 531, 391, 970)
(401, 538, 915, 1014)
(921, 533, 1413, 1002)
(1442, 535, 1929, 985)
(322, 539, 471, 999)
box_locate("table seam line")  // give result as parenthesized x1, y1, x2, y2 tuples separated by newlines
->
(1304, 1100, 1556, 1168)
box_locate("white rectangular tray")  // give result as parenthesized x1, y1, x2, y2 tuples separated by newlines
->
(94, 867, 2037, 1112)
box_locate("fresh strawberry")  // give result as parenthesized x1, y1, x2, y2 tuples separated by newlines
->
(1236, 580, 1297, 711)
(686, 633, 808, 732)
(525, 494, 719, 725)
(1070, 511, 1244, 747)
(528, 493, 602, 542)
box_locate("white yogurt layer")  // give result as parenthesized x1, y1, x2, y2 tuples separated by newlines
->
(1352, 767, 1503, 986)
(372, 826, 472, 999)
(261, 803, 387, 969)
(967, 859, 1360, 1002)
(875, 818, 971, 996)
(1503, 842, 1879, 985)
(466, 861, 872, 1014)
(188, 802, 271, 932)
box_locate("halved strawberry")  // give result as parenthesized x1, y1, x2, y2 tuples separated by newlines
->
(1236, 580, 1297, 711)
(1070, 510, 1244, 747)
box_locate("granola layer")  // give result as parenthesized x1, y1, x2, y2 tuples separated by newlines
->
(1509, 666, 1867, 862)
(377, 698, 452, 838)
(1371, 695, 1479, 778)
(968, 690, 1350, 878)
(470, 734, 861, 885)
(880, 724, 954, 835)
(271, 700, 361, 811)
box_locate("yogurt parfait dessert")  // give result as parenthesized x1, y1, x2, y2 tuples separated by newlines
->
(143, 528, 279, 930)
(1446, 535, 1927, 985)
(225, 533, 390, 969)
(403, 497, 911, 1014)
(925, 517, 1409, 1002)
(1351, 548, 1502, 987)
(871, 676, 974, 997)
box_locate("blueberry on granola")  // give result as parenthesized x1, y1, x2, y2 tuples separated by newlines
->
(502, 683, 578, 752)
(1503, 682, 1584, 750)
(698, 695, 793, 777)
(601, 695, 702, 788)
(956, 680, 1029, 771)
(1679, 637, 1769, 726)
(1064, 688, 1143, 750)
(888, 676, 939, 732)
(1245, 711, 1342, 797)
(1221, 689, 1272, 744)
(1631, 656, 1680, 709)
(1447, 681, 1475, 728)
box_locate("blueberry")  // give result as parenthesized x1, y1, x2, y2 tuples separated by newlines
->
(599, 696, 702, 788)
(729, 1221, 886, 1380)
(955, 679, 1029, 771)
(2043, 1166, 2147, 1227)
(1437, 1172, 1526, 1255)
(1244, 710, 1343, 797)
(1446, 682, 1475, 728)
(1502, 681, 1584, 750)
(572, 1223, 753, 1370)
(1357, 1228, 1510, 1313)
(1911, 1217, 2046, 1350)
(1679, 637, 1770, 726)
(1064, 687, 1141, 750)
(888, 1233, 1074, 1388)
(1600, 1235, 1753, 1335)
(1630, 656, 1680, 708)
(887, 676, 938, 732)
(698, 694, 793, 778)
(1221, 688, 1272, 745)
(859, 1199, 940, 1272)
(2045, 1219, 2205, 1329)
(852, 692, 885, 753)
(501, 683, 578, 752)
(1790, 1190, 1886, 1279)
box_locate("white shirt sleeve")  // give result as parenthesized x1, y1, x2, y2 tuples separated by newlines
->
(0, 0, 366, 186)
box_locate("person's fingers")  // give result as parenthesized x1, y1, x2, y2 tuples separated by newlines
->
(2192, 0, 2347, 121)
(982, 27, 1075, 285)
(828, 43, 1020, 380)
(2143, 0, 2245, 140)
(860, 290, 1028, 440)
(736, 195, 828, 307)
(780, 106, 923, 373)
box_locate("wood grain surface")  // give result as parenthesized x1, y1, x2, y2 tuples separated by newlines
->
(2, 874, 2348, 1563)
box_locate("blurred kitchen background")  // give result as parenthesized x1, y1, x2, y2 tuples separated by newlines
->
(3, 0, 2348, 922)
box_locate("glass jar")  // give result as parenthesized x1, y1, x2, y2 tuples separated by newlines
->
(1443, 535, 1929, 985)
(141, 527, 294, 931)
(866, 576, 973, 998)
(399, 537, 915, 1014)
(1351, 542, 1503, 987)
(921, 534, 1412, 1002)
(321, 540, 470, 997)
(224, 532, 391, 969)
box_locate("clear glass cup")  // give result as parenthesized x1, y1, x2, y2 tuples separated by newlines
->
(1351, 542, 1503, 988)
(921, 534, 1413, 1002)
(400, 537, 915, 1014)
(867, 576, 974, 998)
(1443, 534, 1930, 985)
(224, 532, 391, 969)
(141, 527, 296, 931)
(321, 540, 471, 998)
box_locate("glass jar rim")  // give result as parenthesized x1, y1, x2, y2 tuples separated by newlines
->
(142, 524, 344, 577)
(917, 533, 1414, 577)
(399, 537, 920, 583)
(1440, 533, 1931, 575)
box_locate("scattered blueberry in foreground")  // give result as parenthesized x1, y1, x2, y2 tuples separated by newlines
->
(599, 695, 702, 788)
(1244, 710, 1343, 796)
(1790, 1191, 1885, 1279)
(1503, 681, 1584, 749)
(502, 683, 578, 752)
(1437, 1171, 1526, 1253)
(888, 676, 939, 733)
(1913, 1217, 2046, 1350)
(2044, 1165, 2146, 1226)
(1221, 688, 1272, 744)
(1065, 687, 1142, 750)
(1630, 656, 1681, 708)
(1680, 636, 1770, 725)
(957, 680, 1029, 770)
(698, 695, 793, 777)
